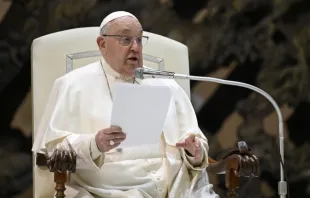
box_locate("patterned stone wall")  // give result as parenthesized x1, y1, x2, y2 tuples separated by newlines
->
(0, 0, 309, 197)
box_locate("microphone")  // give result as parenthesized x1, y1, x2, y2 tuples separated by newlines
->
(134, 67, 175, 79)
(134, 67, 287, 198)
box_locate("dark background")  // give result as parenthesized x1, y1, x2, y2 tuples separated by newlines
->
(0, 0, 309, 197)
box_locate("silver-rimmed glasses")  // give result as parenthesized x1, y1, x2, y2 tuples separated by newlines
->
(102, 34, 149, 46)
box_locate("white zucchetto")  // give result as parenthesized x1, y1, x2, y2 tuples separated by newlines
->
(99, 11, 137, 34)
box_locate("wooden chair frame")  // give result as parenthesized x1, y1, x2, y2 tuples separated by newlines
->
(36, 141, 259, 198)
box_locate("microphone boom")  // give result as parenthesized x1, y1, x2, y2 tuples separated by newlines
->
(134, 67, 287, 198)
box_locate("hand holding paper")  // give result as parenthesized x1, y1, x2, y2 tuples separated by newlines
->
(95, 126, 127, 152)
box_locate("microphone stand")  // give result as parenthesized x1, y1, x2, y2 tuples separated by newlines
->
(137, 69, 287, 198)
(175, 74, 287, 198)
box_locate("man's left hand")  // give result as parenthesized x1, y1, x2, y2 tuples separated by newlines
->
(176, 134, 201, 160)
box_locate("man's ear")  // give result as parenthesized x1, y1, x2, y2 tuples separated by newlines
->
(96, 36, 106, 49)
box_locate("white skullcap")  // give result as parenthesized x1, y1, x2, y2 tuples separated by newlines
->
(99, 11, 137, 34)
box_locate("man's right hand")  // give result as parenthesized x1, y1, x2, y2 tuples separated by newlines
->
(95, 126, 126, 152)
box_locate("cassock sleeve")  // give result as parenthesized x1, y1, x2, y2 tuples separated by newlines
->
(171, 80, 209, 170)
(32, 76, 104, 171)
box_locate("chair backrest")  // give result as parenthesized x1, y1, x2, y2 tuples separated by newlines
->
(31, 27, 190, 197)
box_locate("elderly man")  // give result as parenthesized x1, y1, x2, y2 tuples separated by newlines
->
(32, 11, 218, 198)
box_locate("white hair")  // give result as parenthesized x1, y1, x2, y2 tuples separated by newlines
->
(100, 23, 110, 35)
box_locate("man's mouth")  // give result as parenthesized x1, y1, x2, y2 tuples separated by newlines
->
(127, 57, 138, 61)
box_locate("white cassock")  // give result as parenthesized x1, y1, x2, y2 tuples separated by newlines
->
(32, 58, 219, 198)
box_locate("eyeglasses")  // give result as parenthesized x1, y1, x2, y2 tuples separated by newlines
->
(102, 34, 149, 46)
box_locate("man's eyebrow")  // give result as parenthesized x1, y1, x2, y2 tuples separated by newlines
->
(118, 29, 143, 34)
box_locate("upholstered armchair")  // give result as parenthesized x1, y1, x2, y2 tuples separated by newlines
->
(31, 27, 259, 198)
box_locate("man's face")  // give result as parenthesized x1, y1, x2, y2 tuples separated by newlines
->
(97, 16, 145, 77)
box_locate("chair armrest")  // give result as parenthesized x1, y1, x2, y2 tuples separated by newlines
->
(36, 149, 77, 198)
(206, 141, 260, 198)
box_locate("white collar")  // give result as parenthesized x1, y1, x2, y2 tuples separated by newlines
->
(100, 58, 142, 84)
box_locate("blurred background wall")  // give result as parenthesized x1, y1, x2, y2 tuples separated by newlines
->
(0, 0, 309, 197)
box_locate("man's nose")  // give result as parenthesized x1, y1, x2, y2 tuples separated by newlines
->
(130, 40, 141, 51)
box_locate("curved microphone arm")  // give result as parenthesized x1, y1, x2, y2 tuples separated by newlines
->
(134, 67, 287, 197)
(174, 74, 287, 198)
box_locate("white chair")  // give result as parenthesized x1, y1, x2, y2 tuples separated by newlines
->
(31, 27, 258, 197)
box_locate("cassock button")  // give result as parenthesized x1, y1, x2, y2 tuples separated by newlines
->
(156, 176, 160, 180)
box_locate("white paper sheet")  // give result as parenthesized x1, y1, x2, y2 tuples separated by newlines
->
(110, 82, 172, 149)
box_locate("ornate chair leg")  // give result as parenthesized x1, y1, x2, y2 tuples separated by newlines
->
(36, 148, 77, 198)
(54, 171, 67, 198)
(207, 141, 259, 198)
(226, 168, 240, 198)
